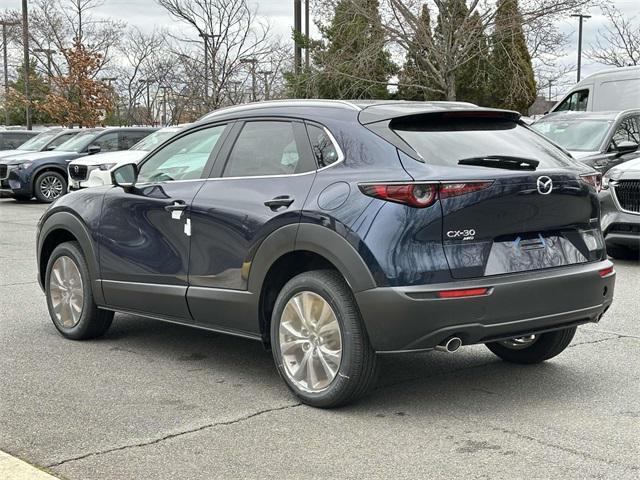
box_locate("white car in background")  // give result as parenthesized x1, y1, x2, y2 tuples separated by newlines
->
(68, 125, 189, 190)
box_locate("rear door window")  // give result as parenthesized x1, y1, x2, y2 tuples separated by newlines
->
(91, 132, 119, 152)
(120, 131, 151, 150)
(223, 121, 314, 177)
(3, 133, 33, 149)
(392, 116, 576, 169)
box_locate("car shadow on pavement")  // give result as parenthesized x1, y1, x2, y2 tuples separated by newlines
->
(95, 312, 591, 414)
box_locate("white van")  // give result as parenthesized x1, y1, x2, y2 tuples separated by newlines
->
(551, 66, 640, 113)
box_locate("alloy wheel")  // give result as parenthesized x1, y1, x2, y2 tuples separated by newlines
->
(49, 255, 84, 328)
(279, 291, 342, 393)
(40, 175, 64, 200)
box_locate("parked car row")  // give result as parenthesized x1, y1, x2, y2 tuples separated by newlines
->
(0, 127, 156, 202)
(36, 100, 616, 407)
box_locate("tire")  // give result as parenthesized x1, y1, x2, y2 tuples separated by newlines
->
(34, 171, 67, 203)
(485, 327, 577, 364)
(270, 269, 377, 408)
(13, 194, 32, 201)
(45, 241, 113, 340)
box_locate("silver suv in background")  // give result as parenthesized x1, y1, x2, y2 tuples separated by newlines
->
(601, 158, 640, 259)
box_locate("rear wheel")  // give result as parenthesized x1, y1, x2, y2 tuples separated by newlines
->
(270, 270, 377, 408)
(485, 327, 577, 364)
(45, 241, 113, 340)
(34, 171, 66, 203)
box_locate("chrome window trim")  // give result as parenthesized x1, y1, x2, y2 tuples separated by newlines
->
(133, 122, 347, 185)
(611, 180, 640, 216)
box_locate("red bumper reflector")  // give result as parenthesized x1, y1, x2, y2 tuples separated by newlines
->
(437, 287, 489, 299)
(599, 266, 614, 278)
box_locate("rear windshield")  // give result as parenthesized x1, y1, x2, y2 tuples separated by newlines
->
(392, 118, 576, 169)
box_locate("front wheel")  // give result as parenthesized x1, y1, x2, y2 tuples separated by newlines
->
(271, 270, 377, 408)
(485, 327, 577, 364)
(45, 241, 114, 339)
(34, 171, 67, 203)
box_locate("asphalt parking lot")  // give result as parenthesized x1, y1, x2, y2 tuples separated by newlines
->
(0, 198, 638, 479)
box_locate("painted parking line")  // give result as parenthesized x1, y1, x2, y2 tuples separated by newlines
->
(0, 451, 60, 480)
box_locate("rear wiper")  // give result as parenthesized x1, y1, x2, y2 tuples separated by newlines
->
(458, 156, 539, 170)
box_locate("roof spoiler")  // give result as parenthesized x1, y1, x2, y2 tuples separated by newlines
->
(359, 107, 521, 125)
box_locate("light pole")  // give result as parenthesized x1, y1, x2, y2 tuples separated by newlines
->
(159, 85, 171, 126)
(257, 70, 273, 100)
(240, 57, 258, 102)
(21, 0, 31, 129)
(101, 77, 118, 124)
(304, 0, 310, 69)
(138, 78, 153, 124)
(571, 13, 591, 82)
(1, 19, 20, 126)
(199, 33, 220, 104)
(33, 48, 56, 86)
(294, 0, 302, 75)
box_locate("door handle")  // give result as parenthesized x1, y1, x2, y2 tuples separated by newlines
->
(164, 200, 187, 212)
(264, 195, 295, 210)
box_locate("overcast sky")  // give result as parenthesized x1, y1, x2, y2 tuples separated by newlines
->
(0, 0, 638, 97)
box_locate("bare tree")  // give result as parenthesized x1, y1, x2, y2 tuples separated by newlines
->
(587, 4, 640, 67)
(26, 0, 123, 79)
(156, 0, 281, 110)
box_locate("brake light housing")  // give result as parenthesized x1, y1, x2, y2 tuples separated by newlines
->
(359, 180, 493, 208)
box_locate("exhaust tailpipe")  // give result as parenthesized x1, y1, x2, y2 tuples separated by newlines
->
(435, 337, 462, 353)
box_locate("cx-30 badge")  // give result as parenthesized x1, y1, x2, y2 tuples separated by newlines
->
(536, 176, 553, 195)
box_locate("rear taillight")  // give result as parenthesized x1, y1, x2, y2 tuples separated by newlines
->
(359, 183, 438, 207)
(439, 181, 494, 199)
(359, 181, 493, 208)
(580, 173, 602, 193)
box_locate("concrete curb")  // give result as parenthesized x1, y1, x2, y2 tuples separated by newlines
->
(0, 451, 60, 479)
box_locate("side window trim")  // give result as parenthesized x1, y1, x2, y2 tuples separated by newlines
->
(303, 121, 345, 170)
(136, 122, 233, 184)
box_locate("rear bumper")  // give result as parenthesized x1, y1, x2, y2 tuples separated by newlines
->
(355, 260, 615, 353)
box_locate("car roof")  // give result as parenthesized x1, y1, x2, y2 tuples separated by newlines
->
(197, 99, 516, 125)
(580, 65, 640, 82)
(537, 110, 640, 122)
(0, 129, 38, 134)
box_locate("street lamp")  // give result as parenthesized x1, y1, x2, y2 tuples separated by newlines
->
(0, 19, 20, 126)
(199, 32, 220, 102)
(33, 48, 56, 86)
(101, 77, 119, 124)
(257, 70, 273, 101)
(240, 57, 258, 102)
(138, 78, 154, 124)
(159, 85, 171, 126)
(21, 0, 31, 129)
(571, 13, 591, 82)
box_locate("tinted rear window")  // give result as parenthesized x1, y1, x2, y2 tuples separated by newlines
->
(392, 118, 576, 169)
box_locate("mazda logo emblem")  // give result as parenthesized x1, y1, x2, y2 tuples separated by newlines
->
(536, 176, 553, 195)
(74, 166, 79, 173)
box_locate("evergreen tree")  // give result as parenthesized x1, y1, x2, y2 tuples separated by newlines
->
(455, 12, 490, 106)
(313, 0, 396, 99)
(4, 60, 53, 125)
(488, 0, 536, 113)
(397, 5, 438, 101)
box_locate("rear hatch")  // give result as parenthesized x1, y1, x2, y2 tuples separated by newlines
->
(375, 109, 605, 279)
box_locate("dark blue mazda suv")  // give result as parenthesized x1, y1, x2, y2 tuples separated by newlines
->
(36, 100, 616, 407)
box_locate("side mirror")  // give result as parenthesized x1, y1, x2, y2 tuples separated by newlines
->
(111, 163, 138, 190)
(87, 144, 101, 155)
(615, 140, 639, 157)
(44, 146, 56, 151)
